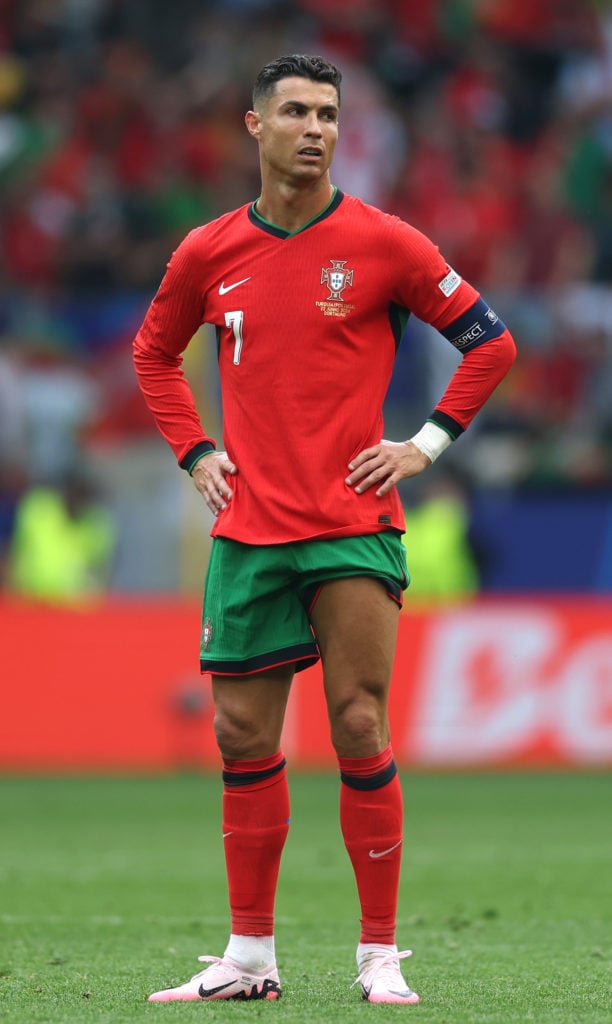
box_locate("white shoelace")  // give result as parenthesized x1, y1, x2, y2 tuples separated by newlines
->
(352, 948, 413, 992)
(189, 954, 224, 979)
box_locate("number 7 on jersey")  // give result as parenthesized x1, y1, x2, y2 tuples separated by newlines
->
(225, 310, 244, 365)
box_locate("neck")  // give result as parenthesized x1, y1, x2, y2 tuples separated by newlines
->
(255, 175, 334, 233)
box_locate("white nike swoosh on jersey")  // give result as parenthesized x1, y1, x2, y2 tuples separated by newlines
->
(222, 831, 233, 838)
(368, 840, 402, 859)
(219, 277, 251, 295)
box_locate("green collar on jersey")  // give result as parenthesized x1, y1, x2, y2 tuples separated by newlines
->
(248, 187, 343, 238)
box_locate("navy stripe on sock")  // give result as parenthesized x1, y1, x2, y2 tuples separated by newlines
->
(223, 757, 287, 788)
(340, 759, 397, 791)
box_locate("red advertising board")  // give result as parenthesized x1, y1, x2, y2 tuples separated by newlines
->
(1, 597, 610, 771)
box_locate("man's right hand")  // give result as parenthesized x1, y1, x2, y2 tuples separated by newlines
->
(191, 451, 238, 516)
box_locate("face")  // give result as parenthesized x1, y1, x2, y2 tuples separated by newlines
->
(246, 76, 339, 183)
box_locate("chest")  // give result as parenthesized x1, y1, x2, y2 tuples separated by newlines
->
(202, 230, 394, 350)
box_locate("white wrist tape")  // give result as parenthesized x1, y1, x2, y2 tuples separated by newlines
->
(409, 422, 452, 463)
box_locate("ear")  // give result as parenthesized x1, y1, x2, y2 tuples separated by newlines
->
(245, 110, 261, 139)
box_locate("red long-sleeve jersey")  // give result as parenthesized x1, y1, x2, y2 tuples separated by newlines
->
(133, 189, 516, 543)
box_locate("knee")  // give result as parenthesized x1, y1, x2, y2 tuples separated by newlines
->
(329, 686, 389, 757)
(214, 706, 277, 760)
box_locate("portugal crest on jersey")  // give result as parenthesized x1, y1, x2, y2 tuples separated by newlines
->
(202, 616, 214, 651)
(321, 259, 354, 301)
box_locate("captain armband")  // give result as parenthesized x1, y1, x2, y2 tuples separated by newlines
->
(408, 422, 453, 464)
(440, 297, 506, 352)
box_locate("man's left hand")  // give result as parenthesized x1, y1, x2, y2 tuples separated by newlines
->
(345, 440, 431, 497)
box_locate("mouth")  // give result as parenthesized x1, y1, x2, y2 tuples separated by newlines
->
(297, 146, 323, 160)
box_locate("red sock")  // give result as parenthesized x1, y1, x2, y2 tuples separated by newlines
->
(222, 751, 290, 935)
(338, 744, 403, 944)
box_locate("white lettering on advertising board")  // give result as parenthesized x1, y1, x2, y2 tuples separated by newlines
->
(410, 608, 612, 764)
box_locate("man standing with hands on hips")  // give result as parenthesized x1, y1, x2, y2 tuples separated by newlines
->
(134, 53, 516, 1005)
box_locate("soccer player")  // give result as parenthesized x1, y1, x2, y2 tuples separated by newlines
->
(133, 54, 516, 1004)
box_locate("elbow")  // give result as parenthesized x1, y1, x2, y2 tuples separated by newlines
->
(503, 328, 518, 368)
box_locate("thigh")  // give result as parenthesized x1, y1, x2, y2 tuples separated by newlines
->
(309, 576, 400, 712)
(212, 665, 294, 760)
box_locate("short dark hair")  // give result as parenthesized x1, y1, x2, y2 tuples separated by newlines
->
(252, 54, 342, 109)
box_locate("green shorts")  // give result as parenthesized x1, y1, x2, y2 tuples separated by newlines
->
(199, 531, 409, 676)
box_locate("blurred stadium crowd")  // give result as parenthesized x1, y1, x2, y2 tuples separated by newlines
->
(1, 0, 611, 592)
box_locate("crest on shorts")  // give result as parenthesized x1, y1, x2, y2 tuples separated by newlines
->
(320, 259, 354, 301)
(202, 616, 214, 651)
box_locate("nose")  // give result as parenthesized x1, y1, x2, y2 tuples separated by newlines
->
(304, 112, 323, 136)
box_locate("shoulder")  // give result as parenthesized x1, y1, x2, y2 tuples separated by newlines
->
(339, 193, 435, 250)
(339, 192, 393, 226)
(174, 203, 253, 258)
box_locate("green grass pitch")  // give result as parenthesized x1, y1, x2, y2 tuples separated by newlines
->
(0, 772, 610, 1023)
